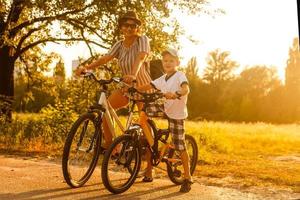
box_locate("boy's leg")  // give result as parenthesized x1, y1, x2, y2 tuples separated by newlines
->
(102, 89, 128, 148)
(180, 150, 192, 180)
(169, 118, 193, 192)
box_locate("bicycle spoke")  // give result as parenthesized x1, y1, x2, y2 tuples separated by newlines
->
(67, 118, 98, 183)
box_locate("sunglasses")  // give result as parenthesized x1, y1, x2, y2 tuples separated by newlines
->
(122, 23, 139, 29)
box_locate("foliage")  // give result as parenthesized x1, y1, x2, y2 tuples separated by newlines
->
(0, 0, 209, 120)
(11, 39, 300, 123)
(184, 43, 300, 123)
(53, 58, 66, 82)
(40, 98, 78, 143)
(0, 100, 78, 151)
(203, 49, 238, 86)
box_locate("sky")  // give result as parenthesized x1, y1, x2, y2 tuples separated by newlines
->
(45, 0, 299, 81)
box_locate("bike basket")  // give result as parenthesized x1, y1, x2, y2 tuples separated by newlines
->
(145, 103, 165, 118)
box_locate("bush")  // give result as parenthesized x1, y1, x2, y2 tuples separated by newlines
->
(0, 98, 78, 152)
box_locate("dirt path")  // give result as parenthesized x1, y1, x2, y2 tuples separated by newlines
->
(0, 155, 298, 200)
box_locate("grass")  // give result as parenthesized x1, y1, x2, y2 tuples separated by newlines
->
(182, 121, 300, 192)
(1, 113, 300, 192)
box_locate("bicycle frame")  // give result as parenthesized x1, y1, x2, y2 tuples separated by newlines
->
(97, 86, 135, 139)
(137, 111, 181, 166)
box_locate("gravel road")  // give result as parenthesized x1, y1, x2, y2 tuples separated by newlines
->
(0, 155, 298, 200)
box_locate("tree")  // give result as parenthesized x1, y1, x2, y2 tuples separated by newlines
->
(0, 0, 207, 120)
(284, 37, 300, 122)
(185, 56, 199, 81)
(221, 65, 281, 122)
(13, 47, 59, 112)
(239, 66, 280, 98)
(285, 37, 300, 93)
(201, 49, 238, 119)
(185, 57, 202, 119)
(203, 49, 238, 86)
(53, 58, 66, 83)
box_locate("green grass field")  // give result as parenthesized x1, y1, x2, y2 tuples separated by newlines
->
(1, 114, 300, 192)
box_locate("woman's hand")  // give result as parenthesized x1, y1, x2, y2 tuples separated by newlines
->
(75, 66, 87, 76)
(164, 92, 177, 99)
(123, 75, 136, 84)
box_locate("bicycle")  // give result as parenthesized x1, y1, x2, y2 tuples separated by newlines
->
(101, 87, 198, 194)
(62, 72, 137, 188)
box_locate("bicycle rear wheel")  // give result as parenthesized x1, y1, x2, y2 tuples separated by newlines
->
(62, 113, 102, 188)
(166, 134, 198, 185)
(101, 134, 141, 194)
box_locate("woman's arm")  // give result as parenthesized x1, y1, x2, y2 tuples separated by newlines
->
(131, 52, 148, 77)
(123, 51, 148, 83)
(75, 55, 114, 76)
(136, 84, 153, 91)
(86, 55, 114, 70)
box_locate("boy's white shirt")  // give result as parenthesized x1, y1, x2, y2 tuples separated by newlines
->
(151, 71, 188, 120)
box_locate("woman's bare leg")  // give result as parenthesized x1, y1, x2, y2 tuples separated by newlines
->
(137, 102, 153, 178)
(102, 89, 128, 148)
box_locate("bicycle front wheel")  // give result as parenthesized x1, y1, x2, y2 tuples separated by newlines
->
(101, 134, 141, 194)
(62, 113, 102, 188)
(166, 134, 198, 185)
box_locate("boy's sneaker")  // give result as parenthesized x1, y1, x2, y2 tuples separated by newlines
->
(179, 179, 193, 193)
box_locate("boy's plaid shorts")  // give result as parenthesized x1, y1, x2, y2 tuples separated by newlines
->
(145, 103, 187, 151)
(168, 118, 186, 151)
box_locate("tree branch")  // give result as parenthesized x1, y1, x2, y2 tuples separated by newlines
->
(15, 37, 108, 59)
(65, 18, 111, 44)
(9, 2, 95, 37)
(19, 54, 33, 81)
(15, 23, 48, 53)
(80, 30, 94, 57)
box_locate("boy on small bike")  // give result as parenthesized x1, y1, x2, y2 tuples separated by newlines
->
(137, 48, 193, 193)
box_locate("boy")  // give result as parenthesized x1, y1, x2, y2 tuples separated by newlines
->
(137, 48, 193, 193)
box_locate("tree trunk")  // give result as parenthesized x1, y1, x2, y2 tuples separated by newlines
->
(0, 46, 15, 121)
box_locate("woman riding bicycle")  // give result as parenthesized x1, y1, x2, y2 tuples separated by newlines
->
(75, 11, 153, 151)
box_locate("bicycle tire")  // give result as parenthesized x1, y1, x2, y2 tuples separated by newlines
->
(101, 134, 141, 194)
(62, 112, 102, 188)
(166, 134, 198, 185)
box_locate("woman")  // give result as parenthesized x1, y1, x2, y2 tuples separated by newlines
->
(76, 11, 153, 171)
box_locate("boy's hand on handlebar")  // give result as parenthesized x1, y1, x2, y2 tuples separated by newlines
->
(164, 92, 177, 99)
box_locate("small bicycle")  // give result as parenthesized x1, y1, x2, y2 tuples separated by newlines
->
(101, 86, 198, 194)
(62, 72, 137, 188)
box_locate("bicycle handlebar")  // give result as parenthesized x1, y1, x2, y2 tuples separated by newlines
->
(81, 72, 175, 103)
(127, 87, 165, 103)
(81, 71, 129, 87)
